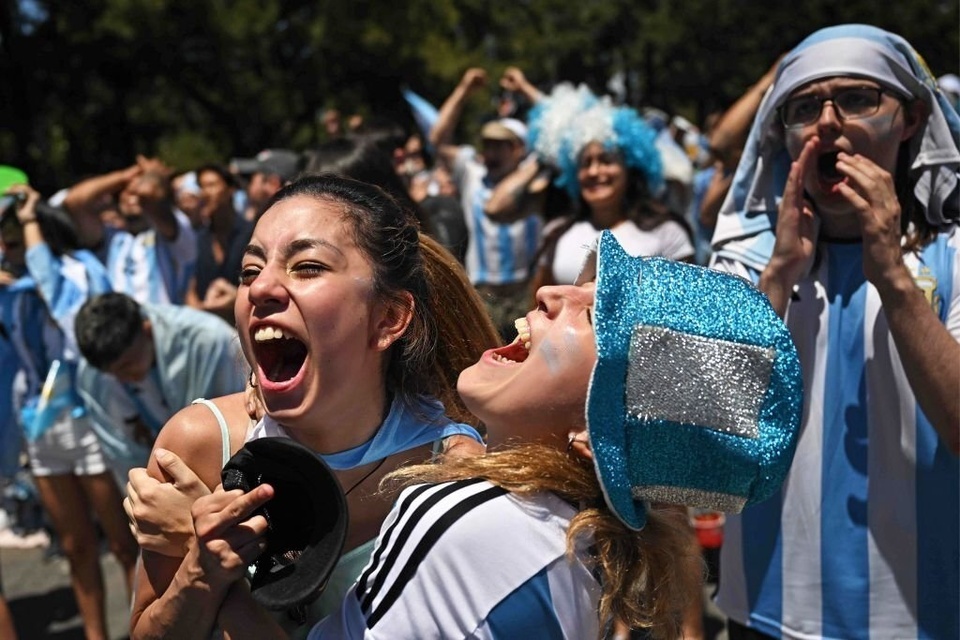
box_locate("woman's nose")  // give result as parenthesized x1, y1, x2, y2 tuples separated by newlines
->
(535, 284, 587, 316)
(247, 265, 288, 307)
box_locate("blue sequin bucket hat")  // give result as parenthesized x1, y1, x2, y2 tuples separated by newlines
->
(587, 231, 803, 530)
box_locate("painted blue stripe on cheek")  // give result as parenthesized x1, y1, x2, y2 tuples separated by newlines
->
(915, 239, 960, 640)
(820, 243, 870, 638)
(484, 567, 565, 640)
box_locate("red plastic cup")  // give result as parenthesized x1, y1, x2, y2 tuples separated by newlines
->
(690, 509, 725, 549)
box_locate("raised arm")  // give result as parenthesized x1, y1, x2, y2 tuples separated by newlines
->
(836, 150, 960, 454)
(698, 162, 734, 230)
(500, 66, 542, 105)
(60, 163, 141, 247)
(130, 166, 180, 241)
(429, 68, 488, 165)
(483, 156, 550, 222)
(708, 56, 780, 172)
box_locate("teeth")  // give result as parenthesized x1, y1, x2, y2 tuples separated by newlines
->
(254, 326, 286, 342)
(492, 353, 520, 364)
(514, 318, 531, 350)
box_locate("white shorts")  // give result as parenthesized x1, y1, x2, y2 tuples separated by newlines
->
(26, 414, 108, 477)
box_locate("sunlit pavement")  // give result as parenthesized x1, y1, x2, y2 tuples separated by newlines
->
(3, 546, 130, 640)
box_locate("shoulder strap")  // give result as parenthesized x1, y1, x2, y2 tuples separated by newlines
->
(191, 398, 231, 467)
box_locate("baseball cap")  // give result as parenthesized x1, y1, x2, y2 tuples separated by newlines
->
(480, 118, 528, 146)
(939, 73, 960, 96)
(0, 166, 28, 195)
(221, 437, 348, 610)
(231, 149, 301, 182)
(0, 166, 29, 223)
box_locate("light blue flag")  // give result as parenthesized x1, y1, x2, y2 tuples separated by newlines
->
(21, 360, 84, 442)
(402, 88, 439, 150)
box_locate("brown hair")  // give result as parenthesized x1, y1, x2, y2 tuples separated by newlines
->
(265, 175, 498, 425)
(897, 135, 938, 252)
(418, 233, 500, 427)
(383, 444, 702, 638)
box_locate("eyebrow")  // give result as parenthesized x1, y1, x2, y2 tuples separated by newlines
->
(791, 81, 881, 97)
(243, 237, 346, 261)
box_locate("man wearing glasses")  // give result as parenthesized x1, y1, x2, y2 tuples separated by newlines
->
(709, 25, 960, 640)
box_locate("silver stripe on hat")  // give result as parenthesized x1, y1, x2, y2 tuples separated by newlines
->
(631, 485, 748, 513)
(625, 325, 774, 438)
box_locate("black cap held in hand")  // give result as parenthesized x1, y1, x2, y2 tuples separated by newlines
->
(221, 437, 348, 611)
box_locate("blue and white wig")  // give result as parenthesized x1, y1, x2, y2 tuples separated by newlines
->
(711, 24, 960, 272)
(527, 83, 664, 200)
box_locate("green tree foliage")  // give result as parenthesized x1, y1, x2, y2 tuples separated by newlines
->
(0, 0, 956, 191)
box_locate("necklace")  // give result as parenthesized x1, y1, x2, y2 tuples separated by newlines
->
(343, 456, 388, 497)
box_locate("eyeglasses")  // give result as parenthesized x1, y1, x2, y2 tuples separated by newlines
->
(779, 87, 887, 128)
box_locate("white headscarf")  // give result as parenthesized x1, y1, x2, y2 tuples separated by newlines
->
(712, 24, 960, 271)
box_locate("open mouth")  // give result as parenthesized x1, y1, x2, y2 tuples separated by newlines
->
(253, 326, 308, 383)
(817, 151, 843, 184)
(491, 318, 531, 364)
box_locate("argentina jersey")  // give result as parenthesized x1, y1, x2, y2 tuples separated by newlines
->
(310, 478, 600, 639)
(456, 149, 542, 286)
(714, 230, 960, 640)
(103, 210, 196, 305)
(0, 282, 61, 398)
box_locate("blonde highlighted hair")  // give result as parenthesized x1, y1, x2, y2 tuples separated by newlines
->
(383, 443, 703, 638)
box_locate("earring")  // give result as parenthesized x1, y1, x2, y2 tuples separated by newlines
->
(248, 370, 258, 388)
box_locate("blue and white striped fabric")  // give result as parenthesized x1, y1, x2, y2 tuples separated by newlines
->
(75, 302, 245, 472)
(25, 244, 111, 362)
(711, 24, 960, 272)
(0, 274, 84, 447)
(714, 229, 960, 640)
(0, 278, 58, 399)
(309, 478, 601, 639)
(101, 210, 196, 305)
(402, 88, 440, 151)
(454, 148, 543, 286)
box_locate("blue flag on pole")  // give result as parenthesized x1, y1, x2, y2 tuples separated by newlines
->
(401, 88, 440, 151)
(21, 360, 84, 442)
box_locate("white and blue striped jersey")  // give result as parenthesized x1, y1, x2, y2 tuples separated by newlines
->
(453, 148, 543, 286)
(0, 279, 62, 416)
(100, 210, 196, 305)
(714, 230, 960, 640)
(25, 245, 112, 362)
(309, 478, 601, 639)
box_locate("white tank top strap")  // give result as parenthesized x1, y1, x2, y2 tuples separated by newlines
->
(191, 398, 231, 468)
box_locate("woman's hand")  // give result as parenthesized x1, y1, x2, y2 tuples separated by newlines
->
(192, 483, 274, 588)
(124, 448, 211, 557)
(834, 151, 908, 290)
(759, 136, 820, 316)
